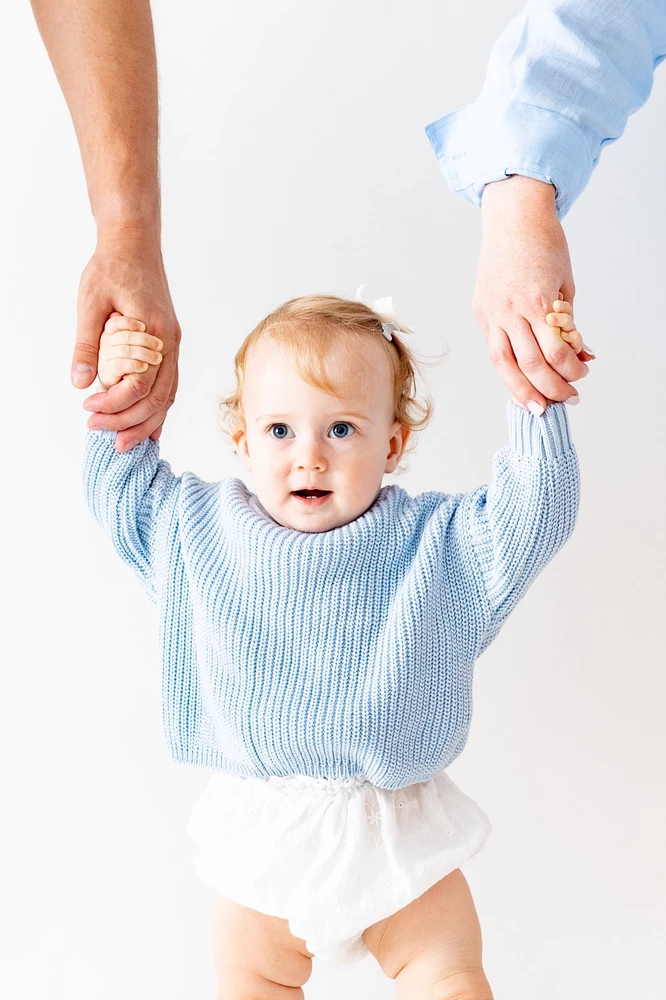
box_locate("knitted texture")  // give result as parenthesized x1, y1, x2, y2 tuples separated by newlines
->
(83, 402, 579, 790)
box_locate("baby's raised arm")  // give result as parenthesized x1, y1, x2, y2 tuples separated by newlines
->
(451, 314, 583, 653)
(83, 312, 180, 601)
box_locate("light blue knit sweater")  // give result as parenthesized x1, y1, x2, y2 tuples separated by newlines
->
(83, 402, 579, 790)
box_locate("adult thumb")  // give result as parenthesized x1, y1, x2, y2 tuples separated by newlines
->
(72, 300, 106, 387)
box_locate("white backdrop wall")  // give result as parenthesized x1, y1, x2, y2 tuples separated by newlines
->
(1, 1, 664, 998)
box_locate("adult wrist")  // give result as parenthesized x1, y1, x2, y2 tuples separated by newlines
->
(94, 220, 164, 258)
(481, 175, 557, 219)
(93, 192, 161, 243)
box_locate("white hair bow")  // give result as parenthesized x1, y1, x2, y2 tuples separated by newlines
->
(356, 284, 402, 341)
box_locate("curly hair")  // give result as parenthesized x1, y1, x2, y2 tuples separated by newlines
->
(218, 294, 440, 474)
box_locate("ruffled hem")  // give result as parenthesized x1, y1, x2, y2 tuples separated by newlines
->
(186, 769, 492, 963)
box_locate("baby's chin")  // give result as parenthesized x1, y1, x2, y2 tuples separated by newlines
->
(259, 490, 380, 532)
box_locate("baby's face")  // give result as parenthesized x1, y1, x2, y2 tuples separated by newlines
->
(233, 334, 410, 532)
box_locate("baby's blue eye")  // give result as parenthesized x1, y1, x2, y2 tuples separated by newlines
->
(269, 423, 294, 439)
(329, 423, 355, 439)
(268, 422, 355, 439)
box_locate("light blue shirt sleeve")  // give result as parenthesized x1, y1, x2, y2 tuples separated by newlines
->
(425, 0, 666, 217)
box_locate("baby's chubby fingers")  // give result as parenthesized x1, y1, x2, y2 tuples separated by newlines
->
(99, 310, 163, 367)
(103, 357, 152, 378)
(91, 310, 163, 393)
(547, 310, 575, 332)
(99, 341, 163, 367)
(546, 299, 588, 356)
(546, 310, 584, 355)
(551, 297, 595, 358)
(552, 297, 573, 315)
(103, 311, 146, 335)
(100, 329, 164, 360)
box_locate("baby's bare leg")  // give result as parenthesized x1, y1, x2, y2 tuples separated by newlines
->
(362, 869, 493, 1000)
(212, 894, 314, 1000)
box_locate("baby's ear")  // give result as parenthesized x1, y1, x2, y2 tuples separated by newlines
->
(385, 424, 410, 474)
(232, 429, 251, 469)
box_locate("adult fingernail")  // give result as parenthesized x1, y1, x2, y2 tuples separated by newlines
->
(580, 362, 590, 377)
(565, 395, 580, 406)
(583, 343, 595, 355)
(526, 401, 545, 417)
(72, 363, 93, 386)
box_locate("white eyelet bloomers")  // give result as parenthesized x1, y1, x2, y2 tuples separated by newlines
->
(186, 768, 492, 964)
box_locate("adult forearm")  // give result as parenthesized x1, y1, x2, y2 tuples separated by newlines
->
(473, 174, 586, 408)
(426, 0, 666, 219)
(31, 0, 159, 236)
(481, 176, 557, 237)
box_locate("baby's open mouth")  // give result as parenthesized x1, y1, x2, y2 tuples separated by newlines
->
(291, 489, 332, 504)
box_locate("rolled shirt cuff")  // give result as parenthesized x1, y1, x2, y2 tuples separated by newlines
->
(425, 100, 594, 219)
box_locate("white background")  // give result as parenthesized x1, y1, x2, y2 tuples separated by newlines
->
(1, 1, 664, 997)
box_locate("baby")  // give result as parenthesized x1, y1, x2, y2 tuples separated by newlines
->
(83, 294, 584, 999)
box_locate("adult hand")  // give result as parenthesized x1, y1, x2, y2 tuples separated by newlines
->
(474, 175, 594, 411)
(32, 0, 171, 450)
(75, 228, 181, 453)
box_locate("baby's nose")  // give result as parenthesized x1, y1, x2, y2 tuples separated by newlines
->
(295, 438, 327, 470)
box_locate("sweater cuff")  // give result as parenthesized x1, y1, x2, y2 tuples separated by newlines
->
(83, 427, 160, 489)
(507, 402, 573, 461)
(88, 427, 116, 445)
(85, 426, 158, 456)
(424, 100, 594, 219)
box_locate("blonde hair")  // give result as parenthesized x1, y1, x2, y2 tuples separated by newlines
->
(218, 294, 440, 475)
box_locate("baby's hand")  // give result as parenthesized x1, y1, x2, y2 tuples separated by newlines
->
(545, 296, 594, 361)
(513, 295, 594, 412)
(97, 311, 163, 391)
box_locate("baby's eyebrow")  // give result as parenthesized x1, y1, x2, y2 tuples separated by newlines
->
(255, 412, 371, 423)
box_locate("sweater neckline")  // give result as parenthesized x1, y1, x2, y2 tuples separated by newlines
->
(225, 477, 398, 540)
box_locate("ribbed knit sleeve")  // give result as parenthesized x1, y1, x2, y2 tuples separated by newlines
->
(83, 428, 182, 601)
(462, 402, 579, 653)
